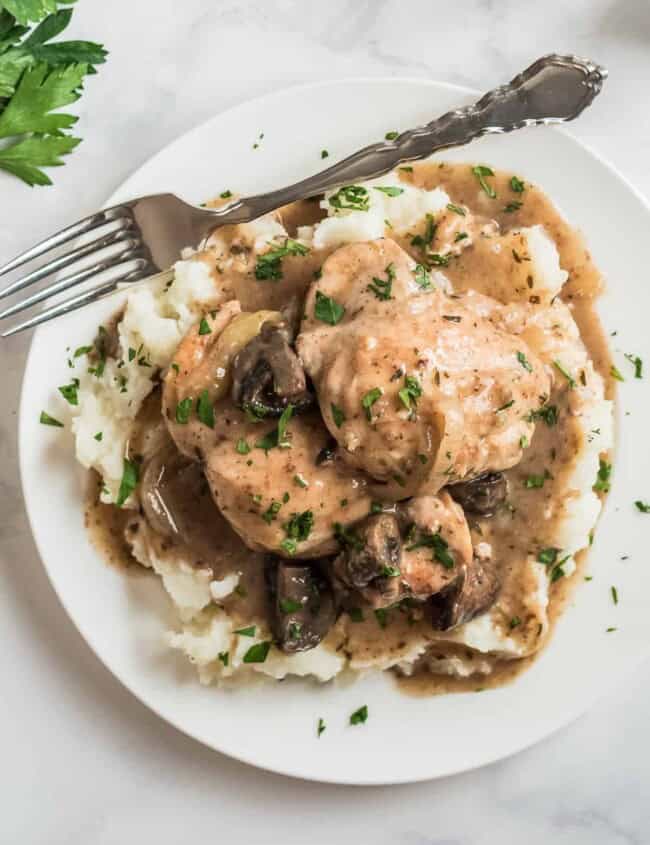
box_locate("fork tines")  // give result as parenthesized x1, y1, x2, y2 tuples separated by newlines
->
(0, 204, 156, 337)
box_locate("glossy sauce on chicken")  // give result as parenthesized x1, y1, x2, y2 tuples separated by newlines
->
(86, 161, 612, 693)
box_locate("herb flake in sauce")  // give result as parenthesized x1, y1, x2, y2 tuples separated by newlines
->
(314, 291, 345, 325)
(39, 411, 63, 427)
(471, 164, 496, 198)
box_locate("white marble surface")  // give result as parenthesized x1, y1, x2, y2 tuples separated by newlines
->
(2, 0, 650, 841)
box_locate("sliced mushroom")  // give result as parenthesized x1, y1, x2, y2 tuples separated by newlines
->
(231, 320, 313, 417)
(429, 553, 500, 631)
(333, 513, 402, 608)
(447, 471, 507, 517)
(266, 558, 336, 653)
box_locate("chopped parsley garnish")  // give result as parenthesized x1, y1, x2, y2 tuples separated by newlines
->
(58, 378, 79, 406)
(399, 165, 413, 173)
(429, 253, 451, 267)
(282, 510, 314, 552)
(442, 314, 461, 322)
(398, 374, 422, 412)
(550, 564, 565, 583)
(411, 213, 436, 249)
(116, 458, 139, 508)
(328, 184, 370, 212)
(256, 404, 294, 451)
(455, 232, 468, 242)
(446, 202, 466, 216)
(524, 472, 549, 489)
(361, 386, 382, 421)
(254, 238, 309, 281)
(516, 351, 532, 372)
(406, 530, 454, 569)
(175, 397, 192, 424)
(510, 175, 525, 193)
(242, 641, 271, 663)
(367, 262, 395, 300)
(321, 149, 329, 159)
(94, 432, 103, 441)
(279, 598, 302, 614)
(528, 403, 558, 427)
(553, 359, 576, 389)
(234, 625, 256, 637)
(39, 411, 63, 427)
(236, 438, 251, 455)
(293, 474, 308, 488)
(509, 616, 522, 629)
(471, 164, 496, 198)
(220, 189, 232, 199)
(314, 290, 345, 325)
(374, 186, 404, 197)
(385, 130, 399, 140)
(374, 608, 389, 628)
(196, 390, 215, 428)
(317, 717, 326, 737)
(537, 547, 560, 566)
(413, 263, 432, 289)
(611, 586, 618, 605)
(333, 522, 363, 551)
(496, 399, 514, 413)
(606, 627, 617, 633)
(74, 345, 92, 358)
(625, 353, 643, 379)
(610, 364, 625, 382)
(262, 501, 282, 524)
(331, 403, 345, 428)
(349, 607, 364, 622)
(635, 500, 650, 513)
(218, 651, 229, 667)
(503, 201, 523, 213)
(171, 362, 180, 374)
(381, 565, 401, 577)
(593, 458, 612, 493)
(520, 435, 529, 449)
(350, 705, 368, 725)
(198, 317, 211, 335)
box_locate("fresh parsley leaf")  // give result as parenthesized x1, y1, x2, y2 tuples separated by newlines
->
(349, 607, 364, 622)
(175, 397, 192, 424)
(593, 458, 612, 493)
(624, 353, 643, 379)
(317, 717, 326, 737)
(503, 201, 523, 213)
(428, 253, 451, 267)
(93, 431, 102, 441)
(367, 262, 395, 300)
(528, 403, 558, 427)
(413, 263, 431, 289)
(361, 386, 382, 421)
(219, 189, 232, 199)
(58, 377, 78, 405)
(509, 616, 522, 629)
(218, 651, 229, 667)
(261, 500, 282, 524)
(524, 472, 548, 489)
(610, 364, 625, 382)
(320, 149, 328, 159)
(236, 438, 251, 455)
(411, 213, 436, 249)
(510, 175, 525, 193)
(398, 374, 421, 412)
(234, 625, 256, 637)
(254, 238, 309, 281)
(328, 184, 369, 212)
(446, 202, 465, 215)
(73, 344, 91, 357)
(406, 529, 454, 569)
(279, 598, 302, 614)
(196, 389, 215, 428)
(350, 705, 368, 725)
(283, 510, 314, 545)
(381, 565, 401, 577)
(314, 290, 345, 325)
(331, 403, 345, 428)
(611, 585, 618, 605)
(39, 409, 62, 426)
(116, 458, 139, 507)
(553, 359, 576, 389)
(242, 641, 271, 663)
(0, 132, 78, 185)
(374, 608, 389, 628)
(384, 130, 399, 140)
(516, 350, 532, 372)
(198, 317, 211, 335)
(471, 164, 496, 198)
(374, 185, 403, 197)
(293, 473, 308, 488)
(537, 547, 559, 566)
(635, 500, 650, 513)
(1, 2, 74, 26)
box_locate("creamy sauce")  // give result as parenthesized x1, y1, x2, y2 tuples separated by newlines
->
(86, 161, 612, 695)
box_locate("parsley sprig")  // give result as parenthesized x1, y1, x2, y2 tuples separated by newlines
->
(0, 3, 107, 186)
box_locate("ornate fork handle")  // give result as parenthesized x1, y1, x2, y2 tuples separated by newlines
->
(216, 54, 606, 227)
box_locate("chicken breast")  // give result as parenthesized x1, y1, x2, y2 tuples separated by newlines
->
(297, 239, 551, 499)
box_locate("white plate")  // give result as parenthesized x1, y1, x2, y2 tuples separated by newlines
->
(18, 78, 650, 785)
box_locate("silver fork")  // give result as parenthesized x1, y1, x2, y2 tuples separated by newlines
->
(0, 54, 606, 338)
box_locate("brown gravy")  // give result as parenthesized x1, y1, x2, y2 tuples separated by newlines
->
(86, 161, 612, 695)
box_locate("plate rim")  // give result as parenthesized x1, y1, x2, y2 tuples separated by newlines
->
(17, 74, 650, 785)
